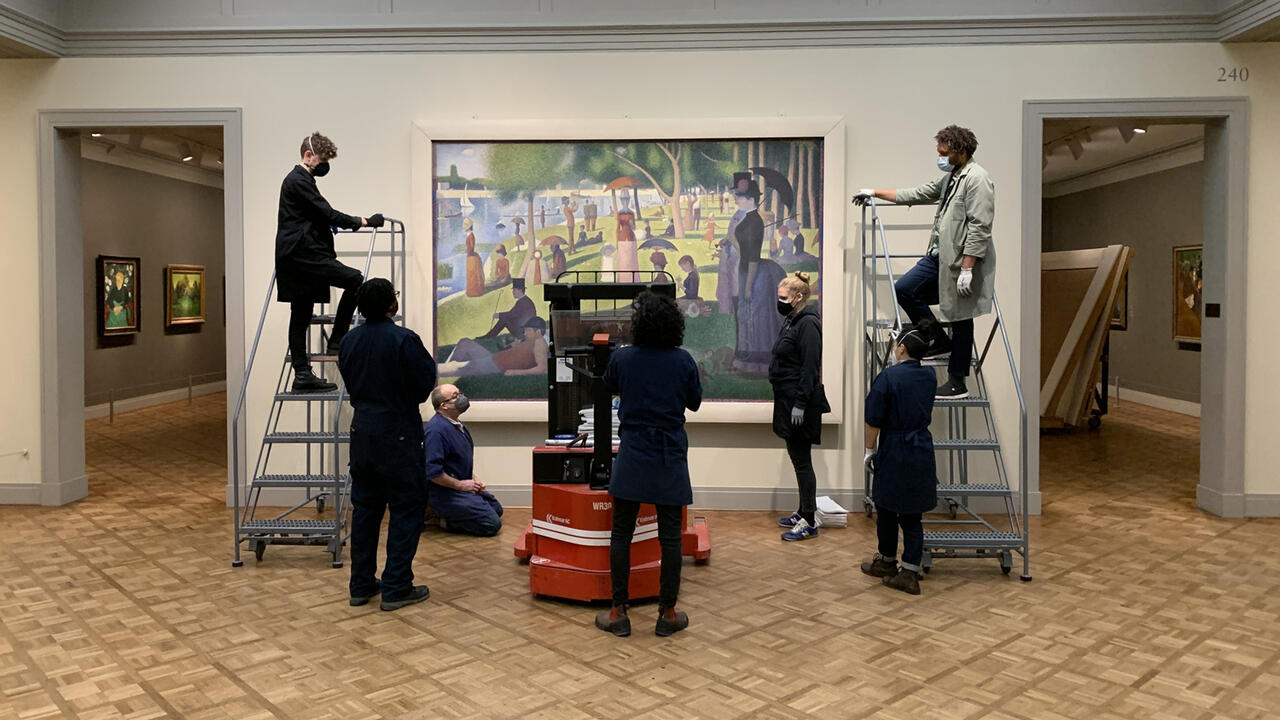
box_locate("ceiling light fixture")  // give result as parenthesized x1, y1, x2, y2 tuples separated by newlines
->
(1118, 123, 1135, 143)
(179, 142, 194, 162)
(90, 132, 102, 138)
(1133, 125, 1148, 134)
(1066, 137, 1085, 161)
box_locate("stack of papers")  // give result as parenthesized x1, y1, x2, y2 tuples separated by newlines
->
(815, 496, 848, 528)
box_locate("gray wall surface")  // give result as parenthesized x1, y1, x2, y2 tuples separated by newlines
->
(82, 159, 225, 404)
(1042, 162, 1202, 403)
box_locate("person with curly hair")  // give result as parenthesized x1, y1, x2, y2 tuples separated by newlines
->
(854, 124, 997, 399)
(595, 290, 702, 639)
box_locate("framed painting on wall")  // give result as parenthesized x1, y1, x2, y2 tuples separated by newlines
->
(1172, 245, 1202, 344)
(165, 264, 206, 327)
(412, 118, 847, 424)
(1111, 270, 1128, 331)
(97, 255, 140, 337)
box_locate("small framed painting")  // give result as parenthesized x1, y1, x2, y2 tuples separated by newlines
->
(97, 255, 141, 337)
(165, 264, 206, 327)
(1172, 245, 1202, 344)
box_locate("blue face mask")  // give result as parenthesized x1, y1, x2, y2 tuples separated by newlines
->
(937, 156, 954, 173)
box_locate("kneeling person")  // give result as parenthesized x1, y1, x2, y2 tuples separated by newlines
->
(861, 329, 937, 595)
(424, 384, 504, 536)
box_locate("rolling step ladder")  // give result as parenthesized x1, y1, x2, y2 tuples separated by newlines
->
(861, 201, 1031, 581)
(231, 219, 407, 568)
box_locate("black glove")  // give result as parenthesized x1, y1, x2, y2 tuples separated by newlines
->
(367, 213, 385, 228)
(790, 406, 805, 426)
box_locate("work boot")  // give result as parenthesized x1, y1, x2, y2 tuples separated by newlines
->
(860, 554, 898, 578)
(380, 585, 430, 611)
(595, 604, 631, 637)
(882, 568, 922, 596)
(935, 377, 969, 399)
(655, 605, 689, 637)
(349, 580, 381, 607)
(292, 367, 337, 393)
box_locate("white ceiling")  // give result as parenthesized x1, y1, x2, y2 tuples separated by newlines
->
(1, 0, 1277, 56)
(1042, 120, 1204, 186)
(79, 126, 224, 179)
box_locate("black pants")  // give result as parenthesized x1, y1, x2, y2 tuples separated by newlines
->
(610, 499, 683, 607)
(287, 262, 363, 371)
(876, 506, 924, 572)
(348, 430, 426, 599)
(894, 254, 974, 378)
(785, 434, 817, 519)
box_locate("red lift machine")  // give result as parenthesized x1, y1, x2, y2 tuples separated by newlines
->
(514, 273, 710, 601)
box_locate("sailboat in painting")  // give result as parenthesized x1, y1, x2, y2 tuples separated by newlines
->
(461, 184, 475, 217)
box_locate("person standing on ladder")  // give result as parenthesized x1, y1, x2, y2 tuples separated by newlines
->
(276, 131, 385, 393)
(854, 125, 996, 399)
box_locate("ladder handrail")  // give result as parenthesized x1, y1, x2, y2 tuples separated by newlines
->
(990, 291, 1030, 579)
(231, 269, 278, 565)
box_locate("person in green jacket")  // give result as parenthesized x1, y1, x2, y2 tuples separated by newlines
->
(854, 125, 996, 399)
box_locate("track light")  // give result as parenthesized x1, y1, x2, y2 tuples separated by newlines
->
(216, 153, 223, 166)
(90, 132, 102, 138)
(1133, 125, 1147, 134)
(1066, 137, 1085, 161)
(179, 142, 194, 162)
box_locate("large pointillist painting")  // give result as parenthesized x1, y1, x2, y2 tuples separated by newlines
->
(432, 139, 825, 401)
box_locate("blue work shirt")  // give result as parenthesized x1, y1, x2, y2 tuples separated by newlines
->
(337, 316, 437, 438)
(423, 413, 494, 522)
(866, 360, 938, 514)
(603, 345, 702, 506)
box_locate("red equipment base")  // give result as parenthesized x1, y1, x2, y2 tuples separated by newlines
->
(514, 452, 710, 602)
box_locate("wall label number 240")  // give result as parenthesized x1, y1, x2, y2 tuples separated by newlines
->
(1218, 67, 1249, 82)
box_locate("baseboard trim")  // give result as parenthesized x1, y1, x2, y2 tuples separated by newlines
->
(1197, 483, 1244, 517)
(227, 482, 1043, 515)
(1108, 385, 1200, 418)
(86, 380, 226, 419)
(1244, 493, 1280, 518)
(0, 474, 87, 506)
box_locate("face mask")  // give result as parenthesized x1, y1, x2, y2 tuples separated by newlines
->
(312, 161, 330, 177)
(776, 299, 794, 317)
(937, 156, 954, 173)
(453, 394, 471, 414)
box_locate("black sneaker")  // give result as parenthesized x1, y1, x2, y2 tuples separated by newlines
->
(380, 585, 430, 611)
(292, 368, 337, 393)
(936, 378, 969, 399)
(923, 333, 952, 359)
(860, 554, 898, 578)
(882, 568, 921, 595)
(594, 605, 631, 637)
(655, 606, 689, 637)
(349, 580, 381, 607)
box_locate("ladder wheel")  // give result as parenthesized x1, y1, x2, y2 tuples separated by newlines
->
(1088, 414, 1102, 431)
(252, 540, 266, 562)
(1000, 550, 1013, 575)
(949, 501, 958, 520)
(316, 497, 326, 514)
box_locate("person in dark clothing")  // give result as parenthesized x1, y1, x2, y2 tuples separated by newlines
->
(478, 278, 536, 339)
(770, 272, 831, 541)
(595, 291, 702, 639)
(277, 132, 384, 392)
(677, 255, 700, 300)
(423, 384, 504, 537)
(860, 329, 938, 595)
(337, 279, 437, 611)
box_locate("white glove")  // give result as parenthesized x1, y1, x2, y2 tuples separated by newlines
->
(957, 267, 974, 297)
(853, 188, 876, 206)
(863, 449, 874, 463)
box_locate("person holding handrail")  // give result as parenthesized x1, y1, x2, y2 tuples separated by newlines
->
(853, 125, 996, 399)
(276, 131, 385, 393)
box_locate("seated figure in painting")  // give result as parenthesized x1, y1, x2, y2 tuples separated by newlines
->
(491, 244, 511, 286)
(477, 278, 535, 339)
(424, 384, 504, 537)
(439, 317, 549, 378)
(678, 255, 700, 300)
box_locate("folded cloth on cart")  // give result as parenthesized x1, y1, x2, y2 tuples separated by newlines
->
(815, 495, 848, 528)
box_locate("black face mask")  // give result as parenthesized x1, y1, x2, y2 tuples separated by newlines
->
(777, 299, 795, 317)
(453, 394, 471, 414)
(312, 161, 330, 177)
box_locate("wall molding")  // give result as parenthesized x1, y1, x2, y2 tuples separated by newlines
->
(1108, 384, 1201, 417)
(4, 0, 1280, 57)
(85, 380, 227, 420)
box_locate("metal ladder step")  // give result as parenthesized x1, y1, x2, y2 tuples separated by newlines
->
(934, 438, 1000, 451)
(312, 313, 403, 325)
(241, 518, 339, 535)
(263, 431, 350, 444)
(937, 483, 1011, 497)
(252, 474, 349, 489)
(934, 396, 989, 407)
(924, 530, 1022, 549)
(274, 391, 342, 402)
(285, 353, 339, 364)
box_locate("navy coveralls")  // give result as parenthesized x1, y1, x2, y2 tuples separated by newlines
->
(423, 413, 504, 537)
(337, 316, 437, 600)
(866, 360, 938, 570)
(603, 345, 703, 607)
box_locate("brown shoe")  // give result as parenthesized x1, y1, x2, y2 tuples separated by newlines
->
(655, 605, 689, 637)
(860, 554, 898, 578)
(882, 568, 921, 595)
(595, 605, 631, 637)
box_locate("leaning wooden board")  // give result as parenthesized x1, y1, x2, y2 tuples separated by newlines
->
(1058, 248, 1133, 425)
(1039, 245, 1125, 417)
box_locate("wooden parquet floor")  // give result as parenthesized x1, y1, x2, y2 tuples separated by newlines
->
(2, 395, 1278, 719)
